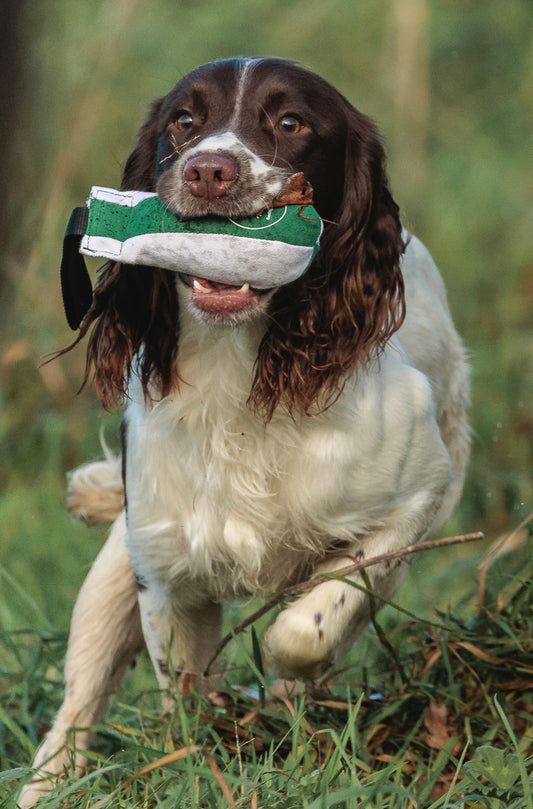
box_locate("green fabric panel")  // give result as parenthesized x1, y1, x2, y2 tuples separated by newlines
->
(85, 193, 322, 248)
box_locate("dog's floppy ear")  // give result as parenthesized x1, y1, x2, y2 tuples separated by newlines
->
(59, 100, 165, 334)
(121, 98, 164, 191)
(69, 96, 179, 409)
(250, 103, 405, 419)
(334, 105, 405, 326)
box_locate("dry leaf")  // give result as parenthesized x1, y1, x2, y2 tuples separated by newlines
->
(272, 172, 314, 206)
(424, 701, 458, 751)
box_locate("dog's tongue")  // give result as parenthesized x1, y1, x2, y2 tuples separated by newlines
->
(191, 276, 261, 313)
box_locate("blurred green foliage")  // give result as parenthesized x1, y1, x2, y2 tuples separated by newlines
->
(1, 0, 532, 629)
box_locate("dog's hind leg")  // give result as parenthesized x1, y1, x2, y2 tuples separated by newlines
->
(66, 451, 125, 525)
(19, 512, 143, 808)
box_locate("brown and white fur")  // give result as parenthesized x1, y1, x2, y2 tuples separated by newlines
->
(19, 57, 469, 806)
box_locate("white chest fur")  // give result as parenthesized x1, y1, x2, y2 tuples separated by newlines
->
(123, 319, 451, 600)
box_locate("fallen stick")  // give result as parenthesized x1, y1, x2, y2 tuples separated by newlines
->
(204, 530, 484, 675)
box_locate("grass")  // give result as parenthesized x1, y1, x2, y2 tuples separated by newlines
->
(1, 2, 532, 806)
(1, 536, 531, 808)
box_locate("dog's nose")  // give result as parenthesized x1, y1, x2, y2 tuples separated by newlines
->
(183, 154, 237, 200)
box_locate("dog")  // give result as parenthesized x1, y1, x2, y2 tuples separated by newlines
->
(19, 57, 469, 806)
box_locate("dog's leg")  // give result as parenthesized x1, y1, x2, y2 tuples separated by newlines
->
(19, 513, 143, 808)
(137, 587, 222, 709)
(263, 528, 416, 682)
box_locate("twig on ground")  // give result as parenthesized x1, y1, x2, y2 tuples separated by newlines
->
(204, 531, 484, 675)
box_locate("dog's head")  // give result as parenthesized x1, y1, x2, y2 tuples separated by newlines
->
(124, 58, 355, 218)
(77, 58, 405, 416)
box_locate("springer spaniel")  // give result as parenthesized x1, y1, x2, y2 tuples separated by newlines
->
(20, 57, 469, 806)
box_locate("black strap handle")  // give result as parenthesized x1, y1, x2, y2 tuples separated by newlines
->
(60, 206, 92, 330)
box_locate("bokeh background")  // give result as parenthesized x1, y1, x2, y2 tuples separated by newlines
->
(1, 0, 532, 632)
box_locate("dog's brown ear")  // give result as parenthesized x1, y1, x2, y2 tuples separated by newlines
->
(65, 97, 180, 409)
(83, 263, 179, 409)
(59, 99, 165, 336)
(121, 98, 164, 191)
(250, 104, 405, 419)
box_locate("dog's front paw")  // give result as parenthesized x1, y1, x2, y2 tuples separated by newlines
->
(262, 606, 335, 681)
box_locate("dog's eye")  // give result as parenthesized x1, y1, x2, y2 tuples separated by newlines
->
(175, 112, 194, 130)
(279, 115, 302, 134)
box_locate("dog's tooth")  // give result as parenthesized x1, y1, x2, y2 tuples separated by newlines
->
(193, 279, 211, 294)
(239, 282, 250, 293)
